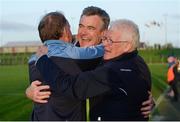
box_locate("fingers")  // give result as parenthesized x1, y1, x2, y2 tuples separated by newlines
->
(33, 85, 50, 102)
(40, 46, 48, 53)
(141, 91, 154, 117)
(26, 80, 51, 103)
(36, 94, 50, 100)
(25, 86, 34, 99)
(32, 80, 42, 86)
(142, 91, 153, 106)
(37, 85, 50, 91)
(141, 110, 151, 117)
(148, 91, 152, 97)
(33, 91, 51, 103)
(141, 104, 153, 111)
(143, 115, 149, 118)
(141, 106, 152, 118)
(38, 94, 50, 100)
(36, 46, 48, 57)
(36, 47, 45, 57)
(35, 99, 48, 104)
(37, 91, 51, 96)
(142, 99, 151, 106)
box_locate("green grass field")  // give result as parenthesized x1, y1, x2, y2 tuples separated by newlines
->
(0, 64, 169, 120)
(138, 48, 180, 63)
(148, 63, 168, 99)
(0, 65, 32, 120)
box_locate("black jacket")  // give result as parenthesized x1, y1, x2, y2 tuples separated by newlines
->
(29, 56, 101, 120)
(36, 50, 151, 121)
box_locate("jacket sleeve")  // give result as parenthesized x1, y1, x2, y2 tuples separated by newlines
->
(36, 55, 110, 100)
(66, 44, 104, 59)
(28, 61, 43, 83)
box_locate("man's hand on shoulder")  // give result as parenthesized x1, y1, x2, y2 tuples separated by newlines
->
(25, 80, 51, 103)
(36, 46, 48, 58)
(141, 91, 155, 118)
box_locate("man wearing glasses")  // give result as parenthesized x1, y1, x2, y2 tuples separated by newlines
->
(26, 6, 154, 120)
(34, 19, 152, 120)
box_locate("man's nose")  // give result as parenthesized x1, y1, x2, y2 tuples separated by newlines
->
(80, 28, 88, 35)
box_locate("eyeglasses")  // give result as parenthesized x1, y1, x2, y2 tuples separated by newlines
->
(101, 36, 128, 45)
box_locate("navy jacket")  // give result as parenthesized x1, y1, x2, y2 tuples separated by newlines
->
(36, 50, 151, 121)
(28, 40, 103, 120)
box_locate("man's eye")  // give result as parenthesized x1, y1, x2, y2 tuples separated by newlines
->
(79, 24, 83, 28)
(88, 27, 95, 30)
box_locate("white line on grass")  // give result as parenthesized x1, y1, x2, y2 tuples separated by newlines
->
(152, 87, 170, 111)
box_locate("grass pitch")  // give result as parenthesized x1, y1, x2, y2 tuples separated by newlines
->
(0, 65, 32, 120)
(0, 64, 168, 120)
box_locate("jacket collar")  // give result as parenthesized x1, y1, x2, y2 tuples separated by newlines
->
(44, 40, 69, 46)
(103, 50, 138, 63)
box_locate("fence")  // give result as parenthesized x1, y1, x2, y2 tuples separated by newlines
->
(0, 53, 33, 65)
(0, 48, 180, 65)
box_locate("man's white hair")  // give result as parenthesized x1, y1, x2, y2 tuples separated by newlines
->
(110, 19, 140, 49)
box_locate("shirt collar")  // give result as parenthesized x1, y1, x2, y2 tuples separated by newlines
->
(43, 40, 69, 46)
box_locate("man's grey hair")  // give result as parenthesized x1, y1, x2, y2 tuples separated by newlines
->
(110, 19, 140, 49)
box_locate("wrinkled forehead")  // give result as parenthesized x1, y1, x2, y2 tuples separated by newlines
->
(80, 15, 104, 29)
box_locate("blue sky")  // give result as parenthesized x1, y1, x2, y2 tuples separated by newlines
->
(0, 0, 180, 47)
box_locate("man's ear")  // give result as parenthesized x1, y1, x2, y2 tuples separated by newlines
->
(60, 27, 69, 42)
(124, 42, 132, 52)
(63, 27, 67, 37)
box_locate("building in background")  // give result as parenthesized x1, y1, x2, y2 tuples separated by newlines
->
(0, 41, 42, 53)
